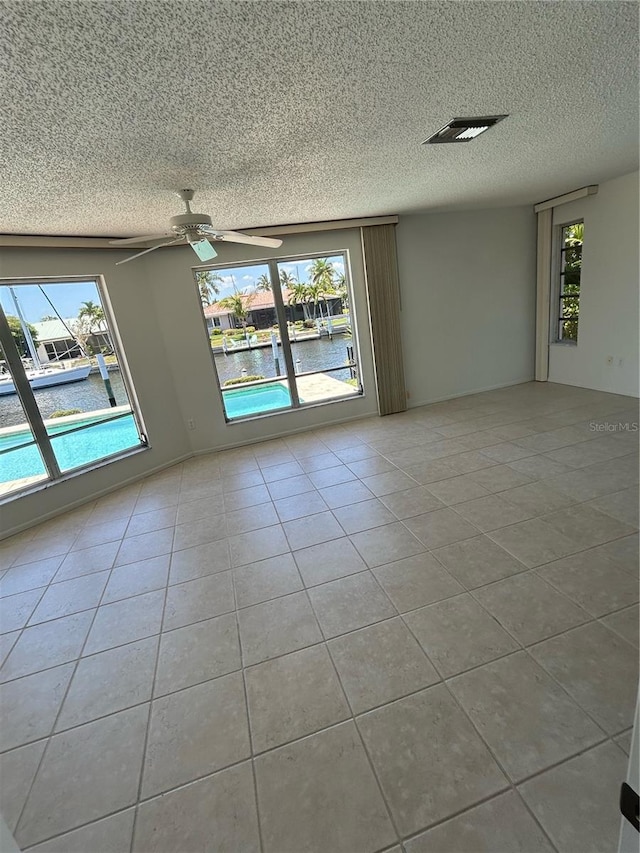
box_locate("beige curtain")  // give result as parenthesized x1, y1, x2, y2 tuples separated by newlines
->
(535, 208, 552, 381)
(361, 223, 407, 415)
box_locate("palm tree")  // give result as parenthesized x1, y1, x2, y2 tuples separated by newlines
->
(310, 258, 336, 291)
(196, 271, 223, 306)
(309, 259, 337, 319)
(287, 282, 312, 320)
(216, 290, 255, 340)
(279, 269, 298, 289)
(335, 272, 349, 312)
(78, 300, 105, 331)
(255, 274, 271, 292)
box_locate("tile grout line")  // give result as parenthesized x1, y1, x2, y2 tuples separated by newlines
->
(127, 467, 181, 853)
(1, 547, 635, 690)
(10, 500, 152, 848)
(230, 551, 266, 853)
(316, 612, 404, 848)
(438, 678, 561, 853)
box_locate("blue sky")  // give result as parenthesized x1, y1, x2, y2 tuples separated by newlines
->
(1, 281, 100, 324)
(206, 255, 346, 299)
(0, 255, 347, 324)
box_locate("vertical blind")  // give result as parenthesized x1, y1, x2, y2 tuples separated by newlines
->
(535, 207, 552, 381)
(361, 223, 407, 415)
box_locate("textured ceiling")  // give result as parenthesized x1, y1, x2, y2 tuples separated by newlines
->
(1, 0, 638, 237)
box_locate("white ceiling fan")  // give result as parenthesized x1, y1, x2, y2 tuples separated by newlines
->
(109, 189, 283, 265)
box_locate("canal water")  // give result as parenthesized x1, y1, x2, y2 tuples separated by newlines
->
(0, 337, 355, 429)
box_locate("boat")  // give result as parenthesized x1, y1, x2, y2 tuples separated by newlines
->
(0, 287, 92, 397)
(0, 362, 92, 396)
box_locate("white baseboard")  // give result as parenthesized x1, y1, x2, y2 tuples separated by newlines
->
(408, 376, 535, 409)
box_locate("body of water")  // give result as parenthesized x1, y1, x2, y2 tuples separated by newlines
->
(0, 371, 129, 429)
(0, 337, 357, 429)
(214, 335, 354, 384)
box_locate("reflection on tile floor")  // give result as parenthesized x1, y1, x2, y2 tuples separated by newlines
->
(0, 381, 638, 852)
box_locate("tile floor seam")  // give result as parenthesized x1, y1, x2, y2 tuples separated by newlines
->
(19, 804, 135, 853)
(320, 632, 404, 847)
(519, 643, 616, 738)
(402, 613, 521, 683)
(305, 569, 400, 642)
(10, 518, 150, 844)
(530, 564, 639, 623)
(395, 785, 555, 851)
(128, 504, 177, 853)
(464, 573, 594, 648)
(442, 657, 617, 791)
(230, 558, 266, 853)
(511, 787, 561, 853)
(594, 610, 640, 648)
(0, 584, 49, 644)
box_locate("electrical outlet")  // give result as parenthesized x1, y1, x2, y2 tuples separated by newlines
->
(187, 418, 195, 430)
(606, 356, 614, 366)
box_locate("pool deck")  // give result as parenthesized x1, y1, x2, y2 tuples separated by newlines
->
(294, 373, 359, 403)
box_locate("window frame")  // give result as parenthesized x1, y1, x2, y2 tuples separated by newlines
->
(0, 275, 148, 500)
(551, 219, 583, 345)
(195, 249, 364, 423)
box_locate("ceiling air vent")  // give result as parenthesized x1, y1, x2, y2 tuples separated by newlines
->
(423, 115, 507, 144)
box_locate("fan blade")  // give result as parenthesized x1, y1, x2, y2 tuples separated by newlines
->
(199, 226, 283, 248)
(190, 239, 218, 261)
(109, 233, 172, 246)
(115, 238, 183, 265)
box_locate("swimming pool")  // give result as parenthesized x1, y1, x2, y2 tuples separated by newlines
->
(1, 413, 141, 480)
(222, 382, 293, 418)
(2, 383, 296, 485)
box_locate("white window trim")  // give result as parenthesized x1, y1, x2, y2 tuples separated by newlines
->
(534, 186, 597, 380)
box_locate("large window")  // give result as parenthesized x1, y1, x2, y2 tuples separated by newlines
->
(197, 253, 362, 421)
(0, 278, 146, 499)
(555, 221, 583, 343)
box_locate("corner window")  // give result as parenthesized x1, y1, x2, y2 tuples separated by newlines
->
(0, 278, 147, 499)
(196, 252, 363, 421)
(555, 221, 583, 343)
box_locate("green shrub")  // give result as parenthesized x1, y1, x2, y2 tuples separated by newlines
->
(245, 326, 256, 334)
(50, 409, 82, 418)
(210, 328, 223, 336)
(222, 375, 265, 386)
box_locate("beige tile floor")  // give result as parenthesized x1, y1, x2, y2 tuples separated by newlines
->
(0, 381, 638, 853)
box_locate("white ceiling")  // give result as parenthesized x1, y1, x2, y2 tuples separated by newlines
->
(2, 1, 638, 237)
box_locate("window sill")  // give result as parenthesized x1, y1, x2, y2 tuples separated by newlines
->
(550, 340, 578, 347)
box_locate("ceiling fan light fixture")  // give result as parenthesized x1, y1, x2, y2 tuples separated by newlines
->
(109, 190, 283, 264)
(423, 115, 507, 144)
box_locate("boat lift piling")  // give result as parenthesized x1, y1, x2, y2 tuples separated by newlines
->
(271, 332, 281, 376)
(96, 353, 117, 407)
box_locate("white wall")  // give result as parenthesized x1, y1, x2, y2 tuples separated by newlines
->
(395, 207, 537, 406)
(548, 171, 639, 397)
